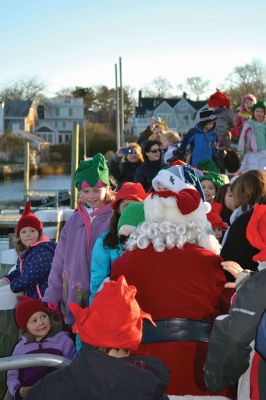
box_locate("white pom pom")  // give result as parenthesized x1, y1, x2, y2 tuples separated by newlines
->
(198, 234, 221, 255)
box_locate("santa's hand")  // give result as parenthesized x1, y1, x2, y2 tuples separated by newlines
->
(221, 261, 243, 278)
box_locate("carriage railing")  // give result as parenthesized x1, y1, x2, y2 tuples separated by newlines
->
(0, 354, 71, 372)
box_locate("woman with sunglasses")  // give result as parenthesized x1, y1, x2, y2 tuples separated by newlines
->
(134, 140, 167, 192)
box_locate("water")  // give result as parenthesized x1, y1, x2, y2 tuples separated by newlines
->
(0, 174, 71, 203)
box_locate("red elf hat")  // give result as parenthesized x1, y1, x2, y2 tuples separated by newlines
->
(246, 204, 266, 262)
(112, 182, 147, 210)
(16, 201, 43, 236)
(70, 275, 156, 350)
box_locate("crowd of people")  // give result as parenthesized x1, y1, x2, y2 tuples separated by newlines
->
(1, 90, 266, 399)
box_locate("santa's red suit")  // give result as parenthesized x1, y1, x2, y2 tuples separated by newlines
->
(111, 244, 235, 399)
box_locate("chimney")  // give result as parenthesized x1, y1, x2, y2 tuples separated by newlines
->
(138, 90, 142, 106)
(182, 92, 187, 99)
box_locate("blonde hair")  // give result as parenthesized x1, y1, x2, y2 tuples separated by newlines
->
(162, 130, 181, 144)
(126, 142, 144, 162)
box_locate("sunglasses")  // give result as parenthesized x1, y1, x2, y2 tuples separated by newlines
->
(150, 148, 161, 153)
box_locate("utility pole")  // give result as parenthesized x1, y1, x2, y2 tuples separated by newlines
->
(70, 123, 80, 209)
(83, 115, 87, 159)
(24, 136, 30, 200)
(119, 56, 125, 146)
(115, 63, 121, 150)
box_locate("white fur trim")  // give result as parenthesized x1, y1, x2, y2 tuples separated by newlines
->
(152, 170, 193, 192)
(118, 224, 136, 236)
(168, 396, 231, 399)
(204, 201, 212, 214)
(198, 234, 221, 255)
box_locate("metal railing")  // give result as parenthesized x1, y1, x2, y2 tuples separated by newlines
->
(0, 354, 71, 372)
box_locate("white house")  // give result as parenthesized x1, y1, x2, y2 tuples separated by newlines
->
(35, 97, 84, 144)
(0, 102, 3, 134)
(130, 91, 207, 138)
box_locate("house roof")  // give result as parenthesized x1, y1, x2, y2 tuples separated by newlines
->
(4, 100, 32, 118)
(135, 95, 207, 117)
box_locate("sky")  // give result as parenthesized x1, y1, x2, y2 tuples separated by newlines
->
(1, 0, 266, 98)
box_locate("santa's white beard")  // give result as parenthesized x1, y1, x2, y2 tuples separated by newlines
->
(126, 220, 221, 255)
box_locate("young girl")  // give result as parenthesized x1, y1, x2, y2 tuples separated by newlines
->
(7, 296, 76, 399)
(199, 172, 225, 203)
(1, 201, 56, 299)
(232, 93, 256, 140)
(43, 153, 114, 325)
(238, 100, 266, 172)
(161, 130, 181, 164)
(89, 182, 146, 303)
(214, 183, 235, 224)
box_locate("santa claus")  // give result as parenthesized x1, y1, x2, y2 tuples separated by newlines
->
(111, 170, 235, 399)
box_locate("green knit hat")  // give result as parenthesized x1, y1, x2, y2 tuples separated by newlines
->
(251, 100, 266, 113)
(74, 153, 109, 190)
(117, 202, 145, 236)
(200, 172, 225, 189)
(197, 159, 219, 173)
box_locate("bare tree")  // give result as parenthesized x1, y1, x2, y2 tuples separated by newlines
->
(185, 76, 210, 100)
(143, 76, 173, 98)
(225, 59, 266, 108)
(0, 76, 46, 101)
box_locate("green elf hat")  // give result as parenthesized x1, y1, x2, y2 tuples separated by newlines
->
(74, 153, 109, 190)
(197, 159, 219, 173)
(251, 100, 266, 113)
(200, 172, 225, 189)
(117, 202, 145, 237)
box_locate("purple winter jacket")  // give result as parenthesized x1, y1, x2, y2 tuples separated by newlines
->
(7, 329, 76, 399)
(43, 205, 112, 324)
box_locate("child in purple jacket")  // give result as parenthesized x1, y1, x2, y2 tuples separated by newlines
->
(43, 153, 114, 325)
(7, 296, 76, 399)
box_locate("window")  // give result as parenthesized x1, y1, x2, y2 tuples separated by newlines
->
(183, 115, 190, 122)
(65, 134, 70, 143)
(59, 134, 63, 144)
(62, 121, 66, 128)
(55, 108, 59, 116)
(68, 108, 73, 117)
(55, 121, 58, 128)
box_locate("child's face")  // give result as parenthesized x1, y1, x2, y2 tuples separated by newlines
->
(201, 179, 216, 202)
(203, 122, 215, 132)
(80, 187, 107, 208)
(244, 98, 254, 113)
(254, 108, 265, 123)
(224, 187, 235, 211)
(26, 311, 51, 341)
(19, 227, 39, 247)
(214, 227, 223, 241)
(161, 138, 171, 149)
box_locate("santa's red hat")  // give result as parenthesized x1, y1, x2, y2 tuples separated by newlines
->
(112, 182, 146, 209)
(170, 160, 187, 166)
(208, 91, 230, 109)
(16, 201, 43, 236)
(70, 275, 155, 350)
(150, 188, 201, 215)
(15, 296, 50, 332)
(246, 204, 266, 261)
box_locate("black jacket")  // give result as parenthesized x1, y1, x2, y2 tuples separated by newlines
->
(109, 155, 142, 188)
(221, 209, 259, 272)
(134, 160, 167, 192)
(205, 269, 266, 397)
(25, 345, 169, 400)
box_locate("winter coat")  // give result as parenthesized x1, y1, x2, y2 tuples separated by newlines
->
(187, 125, 217, 167)
(205, 268, 266, 399)
(238, 119, 266, 154)
(7, 325, 77, 399)
(6, 238, 56, 299)
(134, 160, 167, 192)
(111, 244, 235, 398)
(221, 209, 259, 273)
(108, 154, 142, 188)
(24, 344, 170, 400)
(89, 232, 124, 303)
(215, 107, 235, 149)
(43, 205, 112, 324)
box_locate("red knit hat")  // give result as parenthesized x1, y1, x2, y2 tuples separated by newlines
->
(70, 275, 156, 350)
(208, 91, 231, 109)
(112, 182, 147, 210)
(15, 296, 50, 331)
(246, 204, 266, 262)
(16, 201, 43, 236)
(207, 210, 227, 230)
(170, 160, 187, 166)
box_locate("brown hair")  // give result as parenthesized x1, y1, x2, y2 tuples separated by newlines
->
(231, 170, 266, 210)
(104, 187, 115, 205)
(103, 202, 120, 248)
(214, 183, 233, 223)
